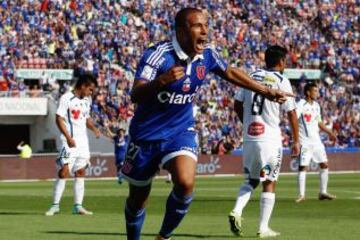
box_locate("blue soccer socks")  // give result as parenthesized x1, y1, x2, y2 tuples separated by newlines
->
(159, 191, 193, 238)
(125, 201, 146, 240)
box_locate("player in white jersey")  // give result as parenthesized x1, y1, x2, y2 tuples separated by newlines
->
(45, 73, 100, 216)
(228, 46, 300, 238)
(295, 83, 337, 203)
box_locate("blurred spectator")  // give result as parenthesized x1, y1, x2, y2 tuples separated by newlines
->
(0, 0, 357, 150)
(17, 141, 32, 158)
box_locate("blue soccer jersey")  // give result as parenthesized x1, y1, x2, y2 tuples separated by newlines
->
(114, 135, 128, 166)
(130, 37, 228, 141)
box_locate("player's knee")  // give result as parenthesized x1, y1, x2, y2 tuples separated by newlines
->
(319, 162, 328, 169)
(262, 180, 276, 192)
(75, 168, 86, 177)
(58, 169, 68, 179)
(298, 166, 307, 171)
(127, 194, 149, 210)
(128, 184, 151, 209)
(248, 179, 260, 189)
(174, 178, 194, 196)
(126, 197, 146, 212)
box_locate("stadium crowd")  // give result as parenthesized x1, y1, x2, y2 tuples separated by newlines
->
(0, 0, 358, 151)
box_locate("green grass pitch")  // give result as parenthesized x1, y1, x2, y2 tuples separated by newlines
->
(0, 173, 360, 240)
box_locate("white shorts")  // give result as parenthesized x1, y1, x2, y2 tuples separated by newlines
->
(56, 141, 90, 173)
(243, 141, 282, 182)
(298, 143, 327, 167)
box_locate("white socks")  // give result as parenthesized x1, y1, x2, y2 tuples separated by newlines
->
(233, 183, 254, 215)
(259, 192, 275, 232)
(298, 171, 306, 197)
(319, 168, 328, 194)
(52, 177, 86, 206)
(53, 178, 66, 205)
(74, 177, 85, 205)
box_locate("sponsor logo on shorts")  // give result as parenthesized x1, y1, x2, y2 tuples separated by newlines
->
(122, 161, 133, 174)
(260, 165, 271, 179)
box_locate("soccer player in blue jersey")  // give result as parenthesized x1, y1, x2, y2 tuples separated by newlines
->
(120, 8, 292, 240)
(114, 128, 128, 184)
(105, 127, 129, 184)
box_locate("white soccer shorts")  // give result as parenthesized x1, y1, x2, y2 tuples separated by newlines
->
(298, 143, 328, 167)
(243, 141, 283, 182)
(56, 141, 90, 173)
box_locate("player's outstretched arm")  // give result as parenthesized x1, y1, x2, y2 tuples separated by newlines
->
(131, 66, 185, 104)
(219, 66, 293, 103)
(56, 114, 76, 147)
(287, 110, 300, 157)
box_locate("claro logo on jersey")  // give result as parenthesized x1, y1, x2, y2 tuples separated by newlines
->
(158, 86, 199, 104)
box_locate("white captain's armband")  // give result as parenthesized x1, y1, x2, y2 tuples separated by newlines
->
(140, 65, 157, 81)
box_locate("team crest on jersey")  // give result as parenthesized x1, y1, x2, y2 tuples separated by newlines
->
(71, 109, 81, 120)
(196, 66, 205, 80)
(303, 113, 312, 122)
(182, 78, 191, 92)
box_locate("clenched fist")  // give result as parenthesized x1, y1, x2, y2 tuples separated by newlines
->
(158, 65, 186, 85)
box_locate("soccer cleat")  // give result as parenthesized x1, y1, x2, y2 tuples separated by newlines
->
(117, 175, 123, 184)
(117, 171, 123, 184)
(257, 228, 280, 238)
(295, 196, 305, 203)
(154, 235, 171, 240)
(228, 211, 243, 236)
(117, 177, 123, 184)
(72, 204, 93, 215)
(45, 204, 60, 216)
(165, 174, 172, 183)
(319, 193, 336, 200)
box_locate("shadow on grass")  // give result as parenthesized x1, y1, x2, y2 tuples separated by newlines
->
(0, 211, 41, 215)
(43, 231, 252, 238)
(193, 198, 260, 203)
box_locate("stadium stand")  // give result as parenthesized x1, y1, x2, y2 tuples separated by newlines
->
(0, 0, 358, 152)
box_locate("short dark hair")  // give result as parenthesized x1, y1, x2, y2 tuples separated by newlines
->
(175, 8, 202, 30)
(265, 45, 288, 68)
(75, 72, 98, 89)
(304, 82, 318, 96)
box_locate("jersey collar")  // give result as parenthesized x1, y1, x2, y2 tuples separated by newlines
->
(172, 36, 204, 62)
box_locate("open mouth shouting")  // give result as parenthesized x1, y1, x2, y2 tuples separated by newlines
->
(194, 38, 207, 53)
